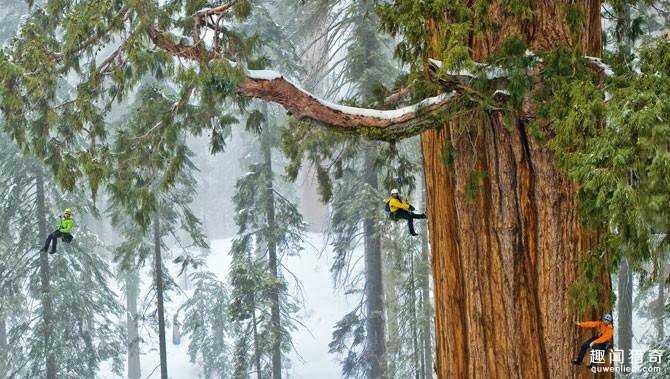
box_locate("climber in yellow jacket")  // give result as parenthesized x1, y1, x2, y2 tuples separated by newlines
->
(385, 189, 426, 236)
(572, 313, 614, 367)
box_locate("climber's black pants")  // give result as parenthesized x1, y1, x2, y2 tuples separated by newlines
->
(42, 230, 73, 254)
(393, 209, 426, 235)
(574, 336, 609, 366)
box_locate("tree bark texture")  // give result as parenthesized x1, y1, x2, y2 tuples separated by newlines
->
(422, 3, 611, 378)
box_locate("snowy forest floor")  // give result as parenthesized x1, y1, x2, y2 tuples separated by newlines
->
(99, 233, 350, 378)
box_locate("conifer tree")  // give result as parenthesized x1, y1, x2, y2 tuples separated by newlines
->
(107, 82, 209, 379)
(229, 108, 305, 379)
(180, 269, 234, 378)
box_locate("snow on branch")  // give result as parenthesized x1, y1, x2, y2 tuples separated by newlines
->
(428, 51, 614, 83)
(148, 26, 460, 141)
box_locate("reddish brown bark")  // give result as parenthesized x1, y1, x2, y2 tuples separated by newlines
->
(422, 2, 612, 378)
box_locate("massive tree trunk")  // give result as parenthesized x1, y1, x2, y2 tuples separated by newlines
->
(153, 214, 168, 379)
(363, 146, 387, 378)
(35, 168, 57, 379)
(126, 267, 141, 379)
(421, 2, 611, 378)
(261, 127, 282, 379)
(617, 259, 633, 369)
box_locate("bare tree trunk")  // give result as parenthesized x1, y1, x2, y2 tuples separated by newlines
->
(35, 168, 57, 379)
(261, 128, 282, 379)
(423, 3, 611, 377)
(80, 261, 97, 376)
(617, 259, 633, 370)
(408, 249, 421, 379)
(126, 268, 141, 379)
(251, 285, 262, 379)
(363, 146, 387, 379)
(153, 214, 168, 379)
(0, 315, 7, 375)
(383, 245, 399, 378)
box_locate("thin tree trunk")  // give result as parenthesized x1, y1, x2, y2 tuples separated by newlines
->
(0, 315, 7, 375)
(35, 168, 57, 379)
(261, 128, 282, 379)
(153, 214, 168, 379)
(172, 314, 181, 345)
(363, 146, 387, 379)
(251, 308, 262, 379)
(656, 267, 666, 342)
(383, 243, 399, 378)
(615, 3, 634, 372)
(127, 268, 141, 379)
(81, 259, 96, 376)
(423, 3, 611, 377)
(408, 249, 421, 379)
(617, 258, 633, 370)
(419, 172, 433, 379)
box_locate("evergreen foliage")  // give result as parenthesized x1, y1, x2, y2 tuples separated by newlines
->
(0, 132, 125, 378)
(228, 112, 306, 377)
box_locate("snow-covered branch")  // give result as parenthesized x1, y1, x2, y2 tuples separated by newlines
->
(428, 51, 614, 83)
(148, 26, 460, 141)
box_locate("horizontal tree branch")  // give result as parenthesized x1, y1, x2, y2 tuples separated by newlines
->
(148, 26, 460, 141)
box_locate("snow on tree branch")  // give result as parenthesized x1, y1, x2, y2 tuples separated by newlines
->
(148, 26, 459, 141)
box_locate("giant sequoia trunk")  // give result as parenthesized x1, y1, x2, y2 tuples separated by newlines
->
(421, 2, 612, 378)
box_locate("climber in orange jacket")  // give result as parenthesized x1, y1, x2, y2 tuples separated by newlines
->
(572, 313, 614, 367)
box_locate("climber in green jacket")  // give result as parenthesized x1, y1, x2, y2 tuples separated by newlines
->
(41, 208, 75, 254)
